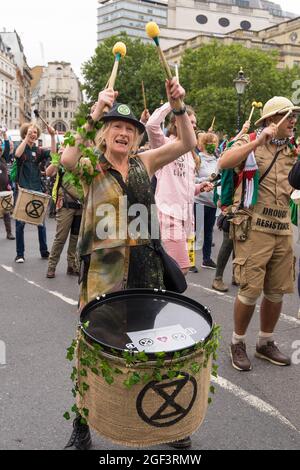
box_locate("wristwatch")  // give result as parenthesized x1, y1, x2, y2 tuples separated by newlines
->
(172, 106, 187, 116)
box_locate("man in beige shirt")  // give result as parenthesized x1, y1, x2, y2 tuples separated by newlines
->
(219, 96, 299, 371)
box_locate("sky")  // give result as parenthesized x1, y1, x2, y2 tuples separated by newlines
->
(1, 0, 300, 82)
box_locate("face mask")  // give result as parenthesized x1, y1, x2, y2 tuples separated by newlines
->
(205, 144, 216, 155)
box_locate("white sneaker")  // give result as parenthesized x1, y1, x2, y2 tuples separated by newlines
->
(15, 256, 25, 264)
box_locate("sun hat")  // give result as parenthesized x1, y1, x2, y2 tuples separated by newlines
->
(255, 96, 300, 126)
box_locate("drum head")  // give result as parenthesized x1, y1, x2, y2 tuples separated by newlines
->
(80, 289, 213, 358)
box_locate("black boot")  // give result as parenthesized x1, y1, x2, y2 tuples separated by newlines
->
(3, 213, 15, 240)
(168, 436, 192, 449)
(65, 416, 92, 450)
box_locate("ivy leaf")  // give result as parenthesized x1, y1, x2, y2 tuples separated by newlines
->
(142, 373, 151, 384)
(71, 404, 79, 414)
(104, 375, 114, 385)
(167, 370, 177, 380)
(63, 412, 71, 421)
(136, 351, 149, 362)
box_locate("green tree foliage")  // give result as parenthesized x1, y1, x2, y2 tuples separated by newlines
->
(179, 41, 300, 135)
(77, 33, 166, 124)
(75, 37, 300, 136)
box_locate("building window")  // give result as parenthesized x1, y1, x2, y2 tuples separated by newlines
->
(196, 15, 208, 25)
(52, 99, 56, 108)
(64, 99, 68, 108)
(219, 18, 230, 27)
(240, 20, 251, 30)
(65, 112, 68, 118)
(54, 122, 67, 132)
(52, 112, 55, 118)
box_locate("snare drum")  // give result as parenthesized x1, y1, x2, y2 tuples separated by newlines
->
(12, 187, 51, 226)
(0, 191, 14, 217)
(77, 289, 214, 447)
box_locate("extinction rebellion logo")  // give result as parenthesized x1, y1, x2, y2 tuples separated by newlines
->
(136, 372, 197, 427)
(26, 200, 45, 219)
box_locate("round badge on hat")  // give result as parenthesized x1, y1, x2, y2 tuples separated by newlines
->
(101, 102, 145, 134)
(117, 105, 131, 116)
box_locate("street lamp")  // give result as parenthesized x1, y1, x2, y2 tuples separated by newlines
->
(233, 67, 249, 131)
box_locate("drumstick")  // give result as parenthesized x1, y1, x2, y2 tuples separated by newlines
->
(248, 101, 263, 123)
(142, 81, 147, 110)
(34, 109, 49, 127)
(146, 22, 183, 111)
(210, 116, 216, 131)
(277, 110, 292, 127)
(103, 42, 127, 113)
(175, 64, 179, 83)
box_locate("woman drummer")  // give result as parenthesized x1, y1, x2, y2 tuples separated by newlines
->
(62, 79, 197, 450)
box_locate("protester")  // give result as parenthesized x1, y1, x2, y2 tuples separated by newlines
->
(146, 103, 212, 275)
(0, 129, 15, 240)
(219, 97, 299, 372)
(14, 122, 56, 263)
(194, 132, 219, 270)
(46, 147, 83, 279)
(212, 121, 250, 292)
(61, 79, 197, 450)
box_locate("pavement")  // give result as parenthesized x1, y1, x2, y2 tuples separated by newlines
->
(0, 217, 299, 450)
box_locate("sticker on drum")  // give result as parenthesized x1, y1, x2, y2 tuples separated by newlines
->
(128, 324, 195, 353)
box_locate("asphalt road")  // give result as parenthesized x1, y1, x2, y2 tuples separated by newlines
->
(0, 217, 299, 450)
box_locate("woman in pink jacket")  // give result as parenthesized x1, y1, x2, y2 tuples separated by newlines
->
(146, 102, 212, 274)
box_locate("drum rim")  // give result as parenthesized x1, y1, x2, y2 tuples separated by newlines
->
(80, 289, 213, 358)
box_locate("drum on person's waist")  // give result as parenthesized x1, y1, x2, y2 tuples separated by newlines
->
(77, 289, 214, 447)
(12, 187, 51, 226)
(0, 191, 14, 216)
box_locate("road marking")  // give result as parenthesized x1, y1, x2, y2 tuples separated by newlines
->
(1, 265, 78, 306)
(188, 282, 300, 326)
(212, 376, 298, 432)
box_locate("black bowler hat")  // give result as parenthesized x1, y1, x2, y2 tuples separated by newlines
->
(101, 103, 145, 134)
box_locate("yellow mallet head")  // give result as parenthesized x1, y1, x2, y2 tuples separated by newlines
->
(113, 42, 127, 59)
(252, 101, 258, 107)
(146, 22, 160, 45)
(257, 102, 263, 108)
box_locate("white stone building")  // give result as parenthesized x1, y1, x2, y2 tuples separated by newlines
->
(97, 0, 296, 49)
(0, 36, 19, 129)
(0, 30, 32, 125)
(160, 0, 296, 49)
(31, 62, 83, 133)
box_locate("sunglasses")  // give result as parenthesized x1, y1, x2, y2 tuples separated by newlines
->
(276, 113, 298, 121)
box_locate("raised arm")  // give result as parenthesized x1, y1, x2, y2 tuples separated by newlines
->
(139, 79, 197, 178)
(219, 124, 278, 169)
(46, 125, 57, 154)
(146, 102, 171, 149)
(61, 88, 117, 170)
(15, 130, 31, 158)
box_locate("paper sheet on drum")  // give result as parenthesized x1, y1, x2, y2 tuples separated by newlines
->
(127, 324, 196, 353)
